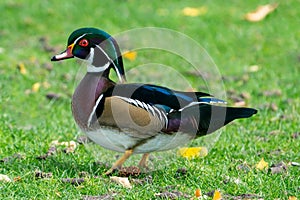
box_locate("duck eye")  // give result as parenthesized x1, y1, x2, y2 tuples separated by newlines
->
(78, 39, 89, 47)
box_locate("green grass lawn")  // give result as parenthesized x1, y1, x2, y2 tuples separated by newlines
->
(1, 0, 299, 199)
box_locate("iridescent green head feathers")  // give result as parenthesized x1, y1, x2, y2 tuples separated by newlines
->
(51, 27, 126, 82)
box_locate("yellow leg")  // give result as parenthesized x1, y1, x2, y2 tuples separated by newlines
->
(105, 149, 133, 175)
(138, 153, 150, 169)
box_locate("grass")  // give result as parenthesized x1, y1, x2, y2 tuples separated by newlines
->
(0, 0, 299, 199)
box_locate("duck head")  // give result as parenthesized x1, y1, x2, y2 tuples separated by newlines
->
(51, 27, 126, 82)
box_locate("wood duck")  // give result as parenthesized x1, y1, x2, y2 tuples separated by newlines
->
(51, 27, 257, 174)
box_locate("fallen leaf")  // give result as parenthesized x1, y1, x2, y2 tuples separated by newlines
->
(48, 140, 77, 153)
(32, 82, 41, 92)
(240, 92, 251, 100)
(36, 146, 57, 160)
(291, 162, 300, 167)
(82, 193, 118, 200)
(256, 158, 269, 170)
(289, 197, 297, 200)
(61, 178, 85, 185)
(212, 190, 222, 200)
(230, 193, 261, 199)
(17, 63, 27, 74)
(175, 168, 187, 178)
(39, 37, 56, 53)
(132, 175, 153, 185)
(61, 141, 77, 153)
(43, 63, 53, 71)
(234, 100, 246, 107)
(269, 130, 281, 135)
(270, 161, 287, 174)
(195, 188, 201, 198)
(0, 153, 24, 163)
(0, 174, 11, 182)
(155, 191, 190, 199)
(236, 162, 251, 172)
(42, 81, 51, 89)
(245, 3, 278, 22)
(291, 132, 299, 139)
(123, 51, 137, 61)
(13, 176, 21, 182)
(182, 7, 207, 17)
(178, 147, 208, 159)
(262, 89, 282, 97)
(248, 65, 260, 72)
(79, 171, 89, 178)
(76, 135, 92, 144)
(110, 176, 132, 189)
(35, 171, 53, 179)
(46, 93, 61, 100)
(118, 166, 141, 177)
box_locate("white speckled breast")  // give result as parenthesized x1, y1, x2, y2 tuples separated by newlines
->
(86, 127, 194, 154)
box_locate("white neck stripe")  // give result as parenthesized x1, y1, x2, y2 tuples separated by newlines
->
(87, 62, 110, 73)
(95, 44, 123, 82)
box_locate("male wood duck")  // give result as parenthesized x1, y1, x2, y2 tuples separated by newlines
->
(51, 27, 257, 174)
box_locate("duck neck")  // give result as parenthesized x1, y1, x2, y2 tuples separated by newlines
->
(72, 71, 114, 130)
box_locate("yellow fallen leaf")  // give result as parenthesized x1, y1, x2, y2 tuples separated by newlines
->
(248, 65, 260, 72)
(178, 147, 208, 159)
(182, 7, 207, 17)
(256, 158, 269, 170)
(123, 51, 137, 61)
(110, 176, 132, 189)
(212, 190, 222, 200)
(245, 3, 278, 22)
(42, 81, 51, 89)
(32, 82, 41, 92)
(288, 196, 297, 200)
(17, 63, 27, 75)
(0, 174, 12, 182)
(195, 188, 201, 197)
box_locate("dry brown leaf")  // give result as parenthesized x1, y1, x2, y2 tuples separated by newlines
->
(110, 176, 132, 189)
(245, 3, 278, 22)
(182, 7, 207, 17)
(270, 161, 287, 174)
(61, 178, 85, 185)
(118, 166, 141, 177)
(35, 171, 53, 179)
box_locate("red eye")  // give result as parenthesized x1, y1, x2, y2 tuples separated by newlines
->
(79, 39, 89, 47)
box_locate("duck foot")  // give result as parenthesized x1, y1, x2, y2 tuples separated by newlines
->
(104, 149, 133, 175)
(138, 153, 150, 170)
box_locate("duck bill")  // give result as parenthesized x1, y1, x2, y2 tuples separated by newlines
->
(51, 44, 74, 61)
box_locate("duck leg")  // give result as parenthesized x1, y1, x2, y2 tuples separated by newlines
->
(105, 149, 133, 175)
(138, 153, 150, 169)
